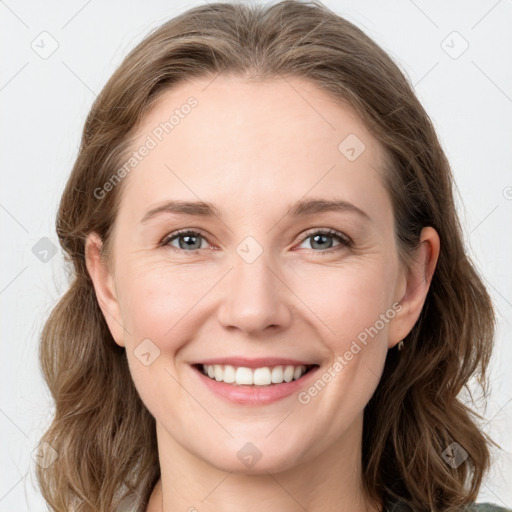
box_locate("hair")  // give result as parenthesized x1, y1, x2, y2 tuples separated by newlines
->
(36, 1, 496, 511)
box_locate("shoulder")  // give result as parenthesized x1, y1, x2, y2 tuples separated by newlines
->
(387, 502, 511, 512)
(465, 505, 512, 512)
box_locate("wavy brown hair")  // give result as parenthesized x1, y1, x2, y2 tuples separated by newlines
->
(36, 1, 496, 511)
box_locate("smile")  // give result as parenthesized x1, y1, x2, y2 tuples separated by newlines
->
(190, 362, 320, 406)
(197, 363, 317, 386)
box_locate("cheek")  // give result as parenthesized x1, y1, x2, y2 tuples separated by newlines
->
(295, 263, 394, 416)
(291, 256, 397, 342)
(117, 261, 208, 341)
(117, 264, 198, 415)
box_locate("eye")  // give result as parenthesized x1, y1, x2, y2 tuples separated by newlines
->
(161, 230, 210, 253)
(160, 228, 352, 255)
(295, 229, 352, 254)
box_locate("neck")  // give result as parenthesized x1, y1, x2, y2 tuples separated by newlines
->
(147, 415, 380, 512)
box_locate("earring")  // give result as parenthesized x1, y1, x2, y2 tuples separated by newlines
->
(397, 340, 404, 351)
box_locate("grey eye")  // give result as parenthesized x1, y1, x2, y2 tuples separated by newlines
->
(166, 231, 206, 251)
(297, 230, 348, 251)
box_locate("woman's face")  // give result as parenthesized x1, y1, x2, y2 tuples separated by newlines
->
(87, 75, 432, 474)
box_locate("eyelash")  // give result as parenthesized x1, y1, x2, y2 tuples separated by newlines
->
(160, 228, 352, 256)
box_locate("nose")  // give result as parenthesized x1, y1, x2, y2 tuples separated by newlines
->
(216, 251, 293, 336)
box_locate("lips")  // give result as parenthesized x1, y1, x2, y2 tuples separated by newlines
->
(190, 357, 317, 368)
(190, 361, 321, 405)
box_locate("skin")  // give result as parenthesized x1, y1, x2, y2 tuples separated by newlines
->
(85, 75, 439, 512)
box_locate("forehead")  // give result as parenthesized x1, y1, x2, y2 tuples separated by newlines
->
(119, 74, 390, 225)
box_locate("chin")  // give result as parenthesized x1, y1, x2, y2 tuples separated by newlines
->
(196, 436, 314, 475)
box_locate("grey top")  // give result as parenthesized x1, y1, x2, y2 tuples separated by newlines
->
(115, 496, 512, 512)
(388, 502, 511, 512)
(465, 505, 511, 512)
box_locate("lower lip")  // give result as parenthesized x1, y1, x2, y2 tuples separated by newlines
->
(191, 365, 320, 406)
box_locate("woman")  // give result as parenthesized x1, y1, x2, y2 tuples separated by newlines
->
(36, 1, 510, 511)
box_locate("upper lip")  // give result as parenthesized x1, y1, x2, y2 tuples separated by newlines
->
(191, 357, 318, 369)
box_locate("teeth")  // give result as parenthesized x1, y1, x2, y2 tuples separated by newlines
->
(201, 364, 310, 386)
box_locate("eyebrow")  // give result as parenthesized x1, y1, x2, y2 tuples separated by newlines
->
(140, 198, 371, 223)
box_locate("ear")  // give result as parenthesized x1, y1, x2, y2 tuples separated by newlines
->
(388, 226, 440, 349)
(85, 232, 126, 347)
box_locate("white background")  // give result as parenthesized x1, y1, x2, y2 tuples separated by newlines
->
(1, 0, 511, 510)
